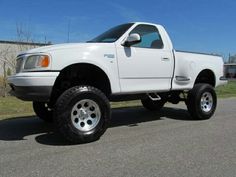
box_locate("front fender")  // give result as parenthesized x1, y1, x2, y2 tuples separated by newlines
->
(49, 44, 121, 93)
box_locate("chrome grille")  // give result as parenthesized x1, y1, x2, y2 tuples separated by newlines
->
(16, 57, 23, 73)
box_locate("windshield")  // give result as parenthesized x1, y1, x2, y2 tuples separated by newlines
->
(87, 23, 134, 43)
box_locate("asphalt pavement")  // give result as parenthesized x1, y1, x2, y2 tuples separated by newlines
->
(0, 98, 236, 177)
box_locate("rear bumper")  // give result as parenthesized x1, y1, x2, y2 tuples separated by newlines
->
(7, 72, 59, 102)
(219, 76, 228, 86)
(220, 76, 228, 81)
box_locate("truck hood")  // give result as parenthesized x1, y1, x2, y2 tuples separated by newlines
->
(20, 42, 114, 55)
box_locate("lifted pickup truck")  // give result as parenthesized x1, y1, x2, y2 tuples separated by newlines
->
(8, 22, 227, 143)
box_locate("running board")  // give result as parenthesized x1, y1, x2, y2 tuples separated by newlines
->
(147, 93, 161, 101)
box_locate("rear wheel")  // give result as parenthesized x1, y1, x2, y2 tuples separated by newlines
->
(141, 97, 166, 111)
(33, 102, 53, 122)
(186, 84, 217, 120)
(54, 86, 110, 144)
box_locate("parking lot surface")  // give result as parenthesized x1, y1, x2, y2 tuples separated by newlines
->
(0, 98, 236, 177)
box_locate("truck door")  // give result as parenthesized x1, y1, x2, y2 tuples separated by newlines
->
(116, 24, 174, 93)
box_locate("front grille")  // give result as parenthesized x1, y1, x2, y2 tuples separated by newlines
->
(16, 57, 23, 73)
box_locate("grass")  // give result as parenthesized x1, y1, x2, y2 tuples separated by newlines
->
(215, 80, 236, 98)
(0, 97, 34, 120)
(0, 81, 235, 120)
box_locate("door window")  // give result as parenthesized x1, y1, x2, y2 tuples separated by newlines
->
(130, 25, 164, 49)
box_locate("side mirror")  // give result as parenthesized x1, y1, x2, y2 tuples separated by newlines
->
(124, 33, 141, 47)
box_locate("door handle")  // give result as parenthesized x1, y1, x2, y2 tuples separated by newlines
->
(162, 57, 170, 61)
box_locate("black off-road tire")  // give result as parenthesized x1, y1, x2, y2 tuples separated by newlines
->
(54, 86, 110, 144)
(33, 102, 53, 122)
(186, 83, 217, 120)
(141, 97, 166, 111)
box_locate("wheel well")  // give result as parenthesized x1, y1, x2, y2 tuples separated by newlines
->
(50, 63, 111, 105)
(195, 69, 215, 87)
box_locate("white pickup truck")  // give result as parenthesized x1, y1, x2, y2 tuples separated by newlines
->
(8, 22, 227, 143)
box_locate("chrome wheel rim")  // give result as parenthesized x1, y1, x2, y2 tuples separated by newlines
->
(200, 92, 213, 113)
(71, 99, 101, 132)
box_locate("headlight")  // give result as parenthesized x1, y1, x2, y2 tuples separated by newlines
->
(24, 55, 50, 70)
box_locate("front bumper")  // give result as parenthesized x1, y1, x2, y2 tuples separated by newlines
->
(7, 72, 59, 102)
(9, 85, 53, 102)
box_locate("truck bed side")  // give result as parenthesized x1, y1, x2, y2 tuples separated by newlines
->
(172, 50, 225, 90)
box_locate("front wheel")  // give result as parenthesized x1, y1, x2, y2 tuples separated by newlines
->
(54, 86, 110, 144)
(186, 84, 217, 120)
